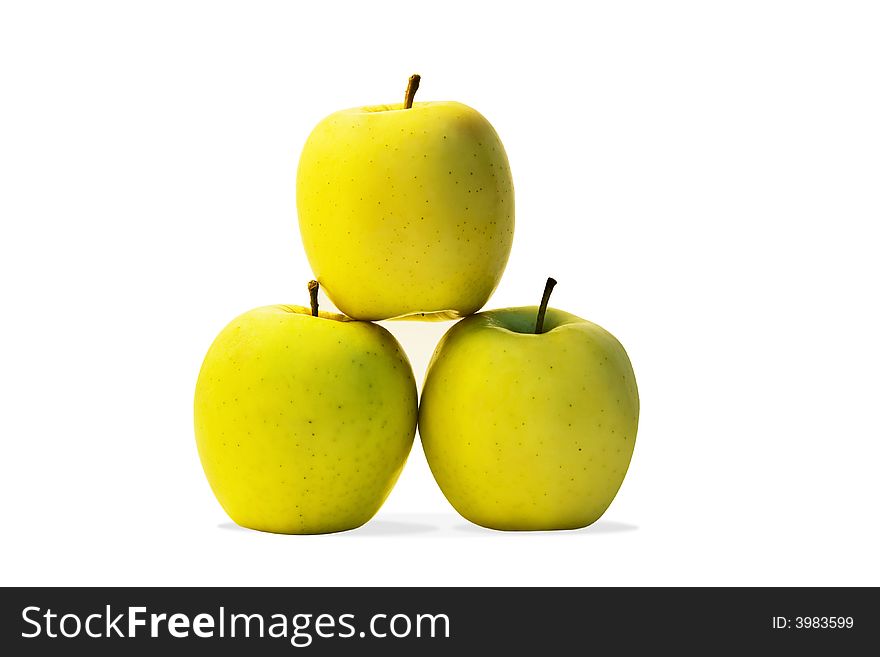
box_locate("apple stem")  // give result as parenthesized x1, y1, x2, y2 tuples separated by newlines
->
(535, 277, 558, 334)
(403, 74, 420, 109)
(308, 280, 319, 317)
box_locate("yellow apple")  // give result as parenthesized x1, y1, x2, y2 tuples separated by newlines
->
(419, 279, 640, 531)
(194, 283, 417, 534)
(296, 75, 514, 320)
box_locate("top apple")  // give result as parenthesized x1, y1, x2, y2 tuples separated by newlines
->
(297, 75, 514, 321)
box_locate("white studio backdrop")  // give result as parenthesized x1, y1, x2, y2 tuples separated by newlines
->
(1, 1, 878, 586)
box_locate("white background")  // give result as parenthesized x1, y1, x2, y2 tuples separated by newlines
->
(1, 1, 878, 586)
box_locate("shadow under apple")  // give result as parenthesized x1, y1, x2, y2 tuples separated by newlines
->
(217, 516, 637, 537)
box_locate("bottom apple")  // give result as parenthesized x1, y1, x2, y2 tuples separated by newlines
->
(419, 279, 640, 531)
(194, 282, 417, 534)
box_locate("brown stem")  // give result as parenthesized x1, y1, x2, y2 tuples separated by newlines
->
(403, 74, 420, 109)
(308, 280, 319, 317)
(535, 277, 557, 334)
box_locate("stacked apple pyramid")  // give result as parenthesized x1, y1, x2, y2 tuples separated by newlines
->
(194, 76, 639, 534)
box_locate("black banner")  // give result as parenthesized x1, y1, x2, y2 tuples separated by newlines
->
(1, 587, 874, 654)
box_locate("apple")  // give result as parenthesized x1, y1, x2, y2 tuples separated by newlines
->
(194, 282, 418, 534)
(418, 278, 640, 530)
(296, 74, 514, 320)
